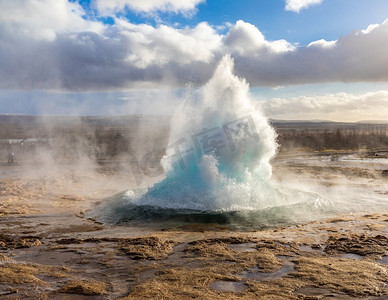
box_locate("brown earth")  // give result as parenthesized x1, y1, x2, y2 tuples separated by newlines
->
(0, 154, 387, 299)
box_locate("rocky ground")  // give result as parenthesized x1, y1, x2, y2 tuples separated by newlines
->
(0, 153, 387, 299)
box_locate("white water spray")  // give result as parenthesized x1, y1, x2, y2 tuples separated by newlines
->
(122, 56, 283, 211)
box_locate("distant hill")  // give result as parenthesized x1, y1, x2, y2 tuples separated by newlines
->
(270, 119, 335, 124)
(0, 114, 170, 139)
(356, 120, 388, 124)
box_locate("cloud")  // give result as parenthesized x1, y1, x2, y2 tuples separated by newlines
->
(285, 0, 323, 13)
(0, 0, 104, 41)
(0, 0, 388, 91)
(0, 1, 221, 90)
(225, 20, 294, 54)
(230, 19, 388, 87)
(115, 19, 221, 68)
(95, 0, 205, 15)
(262, 91, 388, 122)
(307, 39, 336, 48)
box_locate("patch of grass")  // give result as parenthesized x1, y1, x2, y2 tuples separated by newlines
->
(0, 262, 69, 285)
(60, 279, 108, 295)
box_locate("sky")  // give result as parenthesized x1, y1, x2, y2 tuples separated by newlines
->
(0, 0, 388, 121)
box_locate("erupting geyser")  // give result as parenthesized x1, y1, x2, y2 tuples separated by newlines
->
(123, 56, 278, 211)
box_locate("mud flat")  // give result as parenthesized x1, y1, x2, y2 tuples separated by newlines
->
(0, 154, 387, 299)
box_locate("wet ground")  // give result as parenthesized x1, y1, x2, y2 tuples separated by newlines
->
(0, 152, 387, 299)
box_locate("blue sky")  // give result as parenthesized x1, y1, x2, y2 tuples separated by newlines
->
(73, 0, 388, 44)
(0, 0, 388, 121)
(195, 0, 388, 44)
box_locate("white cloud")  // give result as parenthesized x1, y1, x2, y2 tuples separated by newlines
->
(307, 39, 336, 48)
(285, 0, 323, 13)
(95, 0, 205, 15)
(0, 0, 104, 41)
(116, 19, 221, 68)
(225, 20, 294, 55)
(0, 0, 388, 91)
(263, 91, 388, 122)
(0, 2, 222, 90)
(361, 24, 380, 34)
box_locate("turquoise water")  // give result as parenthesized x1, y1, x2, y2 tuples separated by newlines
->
(94, 187, 331, 230)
